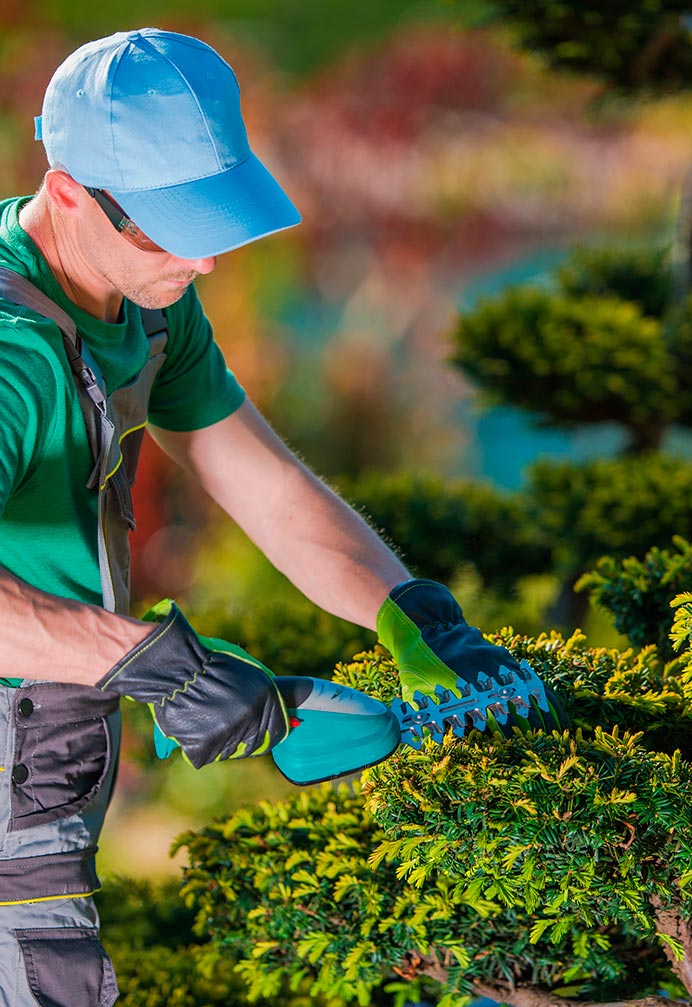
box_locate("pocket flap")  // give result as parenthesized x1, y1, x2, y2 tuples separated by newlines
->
(15, 927, 118, 1007)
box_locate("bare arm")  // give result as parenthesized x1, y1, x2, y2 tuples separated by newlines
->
(150, 399, 410, 630)
(0, 565, 151, 685)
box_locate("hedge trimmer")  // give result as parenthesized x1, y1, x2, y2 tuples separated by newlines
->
(155, 658, 558, 786)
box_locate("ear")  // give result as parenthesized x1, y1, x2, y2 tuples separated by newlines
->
(43, 170, 85, 216)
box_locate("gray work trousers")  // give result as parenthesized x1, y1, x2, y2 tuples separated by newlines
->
(0, 896, 117, 1006)
(0, 683, 121, 1006)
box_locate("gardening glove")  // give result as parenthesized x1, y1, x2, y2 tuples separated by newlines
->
(95, 599, 289, 769)
(377, 578, 567, 736)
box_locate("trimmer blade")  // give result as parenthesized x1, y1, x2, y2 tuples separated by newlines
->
(392, 659, 550, 748)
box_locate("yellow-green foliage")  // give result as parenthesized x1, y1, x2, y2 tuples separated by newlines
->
(176, 633, 692, 1005)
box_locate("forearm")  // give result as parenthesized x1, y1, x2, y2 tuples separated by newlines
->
(248, 465, 410, 629)
(0, 565, 151, 686)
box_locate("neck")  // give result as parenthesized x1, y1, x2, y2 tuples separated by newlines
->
(19, 193, 124, 323)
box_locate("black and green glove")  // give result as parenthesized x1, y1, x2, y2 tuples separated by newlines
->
(377, 579, 567, 737)
(96, 599, 289, 769)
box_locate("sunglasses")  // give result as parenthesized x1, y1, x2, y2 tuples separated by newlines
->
(84, 186, 168, 254)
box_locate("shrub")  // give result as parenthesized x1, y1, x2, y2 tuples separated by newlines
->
(526, 454, 692, 575)
(187, 594, 375, 680)
(478, 1, 692, 92)
(577, 536, 692, 657)
(450, 286, 674, 443)
(97, 878, 317, 1007)
(556, 244, 672, 318)
(176, 633, 692, 1006)
(338, 469, 549, 590)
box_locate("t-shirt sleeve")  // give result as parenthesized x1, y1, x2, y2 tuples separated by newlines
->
(0, 320, 58, 516)
(148, 283, 245, 431)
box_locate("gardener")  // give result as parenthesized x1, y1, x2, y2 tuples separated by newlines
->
(0, 27, 563, 1006)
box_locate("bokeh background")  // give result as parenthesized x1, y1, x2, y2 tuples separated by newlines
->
(3, 1, 692, 877)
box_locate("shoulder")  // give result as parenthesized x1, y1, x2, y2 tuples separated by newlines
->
(0, 298, 68, 414)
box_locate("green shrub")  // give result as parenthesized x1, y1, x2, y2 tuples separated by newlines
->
(187, 594, 375, 680)
(107, 945, 244, 1007)
(97, 878, 318, 1007)
(478, 1, 692, 92)
(338, 469, 549, 590)
(556, 244, 672, 318)
(176, 635, 692, 1005)
(577, 536, 692, 657)
(526, 453, 692, 575)
(449, 243, 692, 453)
(662, 293, 692, 425)
(97, 877, 196, 950)
(450, 286, 674, 440)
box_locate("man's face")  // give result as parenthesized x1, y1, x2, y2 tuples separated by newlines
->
(81, 189, 217, 310)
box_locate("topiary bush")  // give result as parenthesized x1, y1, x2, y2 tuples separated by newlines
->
(577, 535, 692, 658)
(451, 285, 675, 445)
(175, 630, 692, 1006)
(334, 455, 692, 631)
(337, 469, 549, 590)
(525, 454, 692, 576)
(556, 245, 673, 317)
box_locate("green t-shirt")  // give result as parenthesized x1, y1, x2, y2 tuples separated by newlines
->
(0, 196, 245, 609)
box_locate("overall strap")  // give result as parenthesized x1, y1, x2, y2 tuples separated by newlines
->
(0, 267, 170, 613)
(0, 267, 106, 467)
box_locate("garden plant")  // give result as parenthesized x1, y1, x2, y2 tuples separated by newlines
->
(166, 556, 692, 1005)
(105, 551, 692, 1004)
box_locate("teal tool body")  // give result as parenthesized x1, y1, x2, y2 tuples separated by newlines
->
(153, 675, 402, 785)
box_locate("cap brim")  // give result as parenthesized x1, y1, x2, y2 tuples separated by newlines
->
(109, 152, 301, 259)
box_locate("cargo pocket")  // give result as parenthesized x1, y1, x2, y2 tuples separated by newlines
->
(9, 685, 119, 832)
(15, 927, 118, 1007)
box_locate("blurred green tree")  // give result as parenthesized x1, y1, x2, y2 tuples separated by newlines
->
(454, 240, 692, 623)
(478, 1, 692, 93)
(336, 243, 692, 630)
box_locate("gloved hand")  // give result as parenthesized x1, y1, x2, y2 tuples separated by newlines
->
(95, 599, 289, 769)
(377, 579, 567, 735)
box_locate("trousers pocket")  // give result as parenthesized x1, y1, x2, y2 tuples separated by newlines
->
(15, 927, 119, 1007)
(9, 685, 119, 832)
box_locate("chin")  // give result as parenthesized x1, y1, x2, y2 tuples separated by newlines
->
(128, 285, 189, 310)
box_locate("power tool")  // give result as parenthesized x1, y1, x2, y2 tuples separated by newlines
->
(155, 656, 556, 786)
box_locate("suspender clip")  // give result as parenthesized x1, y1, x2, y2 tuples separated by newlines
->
(78, 365, 107, 414)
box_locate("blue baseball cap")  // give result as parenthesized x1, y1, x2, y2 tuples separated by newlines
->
(35, 28, 301, 259)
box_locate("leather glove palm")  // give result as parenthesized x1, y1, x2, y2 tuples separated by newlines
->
(377, 579, 567, 736)
(96, 599, 289, 768)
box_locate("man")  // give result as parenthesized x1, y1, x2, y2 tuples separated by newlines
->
(0, 28, 562, 1005)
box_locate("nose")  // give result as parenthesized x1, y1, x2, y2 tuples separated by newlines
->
(175, 255, 217, 274)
